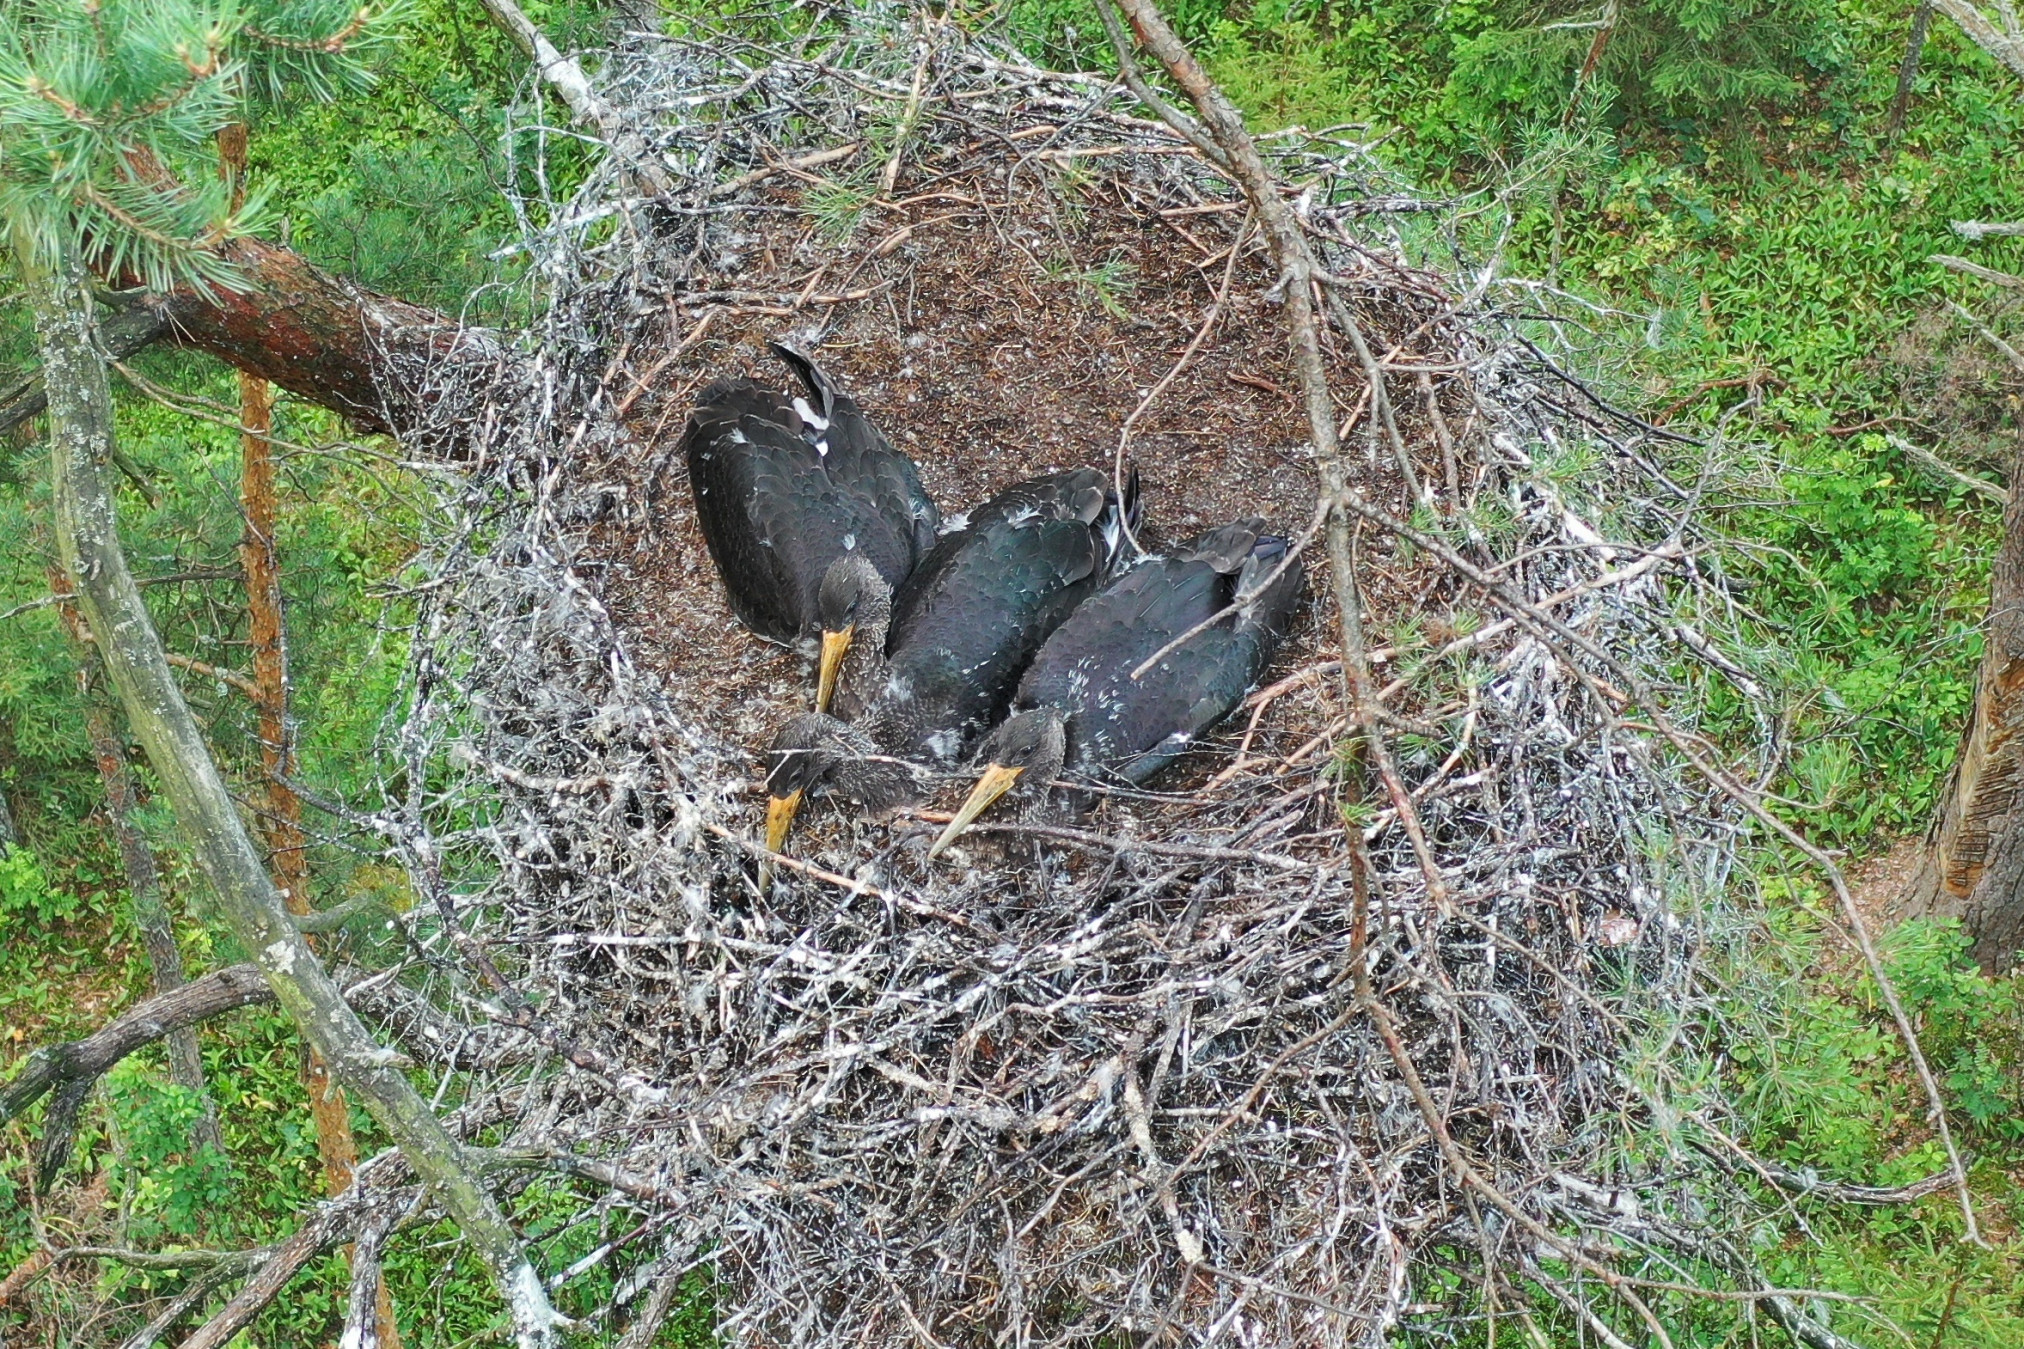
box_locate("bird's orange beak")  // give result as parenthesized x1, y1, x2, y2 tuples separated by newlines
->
(765, 790, 804, 854)
(928, 763, 1023, 858)
(759, 788, 804, 895)
(815, 626, 855, 713)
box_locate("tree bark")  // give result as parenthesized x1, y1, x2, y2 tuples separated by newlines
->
(16, 235, 562, 1346)
(1908, 440, 2024, 971)
(1, 966, 272, 1128)
(1887, 2, 1935, 141)
(1933, 0, 2024, 81)
(0, 228, 498, 445)
(220, 111, 371, 1215)
(48, 575, 222, 1157)
(147, 232, 488, 436)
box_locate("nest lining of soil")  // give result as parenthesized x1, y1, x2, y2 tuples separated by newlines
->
(360, 14, 1764, 1347)
(601, 163, 1434, 837)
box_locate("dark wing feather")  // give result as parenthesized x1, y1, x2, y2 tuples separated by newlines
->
(1016, 523, 1307, 788)
(681, 358, 941, 642)
(880, 470, 1116, 759)
(683, 384, 802, 640)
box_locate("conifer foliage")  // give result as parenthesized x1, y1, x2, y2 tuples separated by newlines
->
(0, 0, 404, 292)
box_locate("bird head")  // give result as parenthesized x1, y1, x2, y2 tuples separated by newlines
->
(815, 553, 891, 714)
(763, 715, 843, 855)
(928, 707, 1067, 858)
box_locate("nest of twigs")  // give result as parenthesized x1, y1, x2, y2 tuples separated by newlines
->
(356, 9, 1800, 1345)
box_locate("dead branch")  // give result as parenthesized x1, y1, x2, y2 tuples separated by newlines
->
(0, 964, 268, 1183)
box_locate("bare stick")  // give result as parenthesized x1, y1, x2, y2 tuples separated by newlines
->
(1328, 485, 1985, 1245)
(1104, 0, 1452, 913)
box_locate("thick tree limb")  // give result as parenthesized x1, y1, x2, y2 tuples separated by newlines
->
(0, 964, 269, 1183)
(20, 240, 562, 1344)
(146, 233, 495, 435)
(49, 572, 221, 1155)
(0, 300, 170, 439)
(1, 959, 534, 1188)
(6, 232, 492, 443)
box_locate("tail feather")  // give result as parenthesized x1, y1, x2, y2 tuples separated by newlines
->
(1232, 532, 1304, 646)
(1180, 517, 1267, 574)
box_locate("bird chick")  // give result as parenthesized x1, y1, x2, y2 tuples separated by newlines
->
(813, 553, 893, 717)
(928, 707, 1068, 857)
(762, 712, 925, 872)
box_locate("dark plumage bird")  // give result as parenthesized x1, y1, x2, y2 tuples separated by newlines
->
(761, 467, 1140, 859)
(760, 713, 925, 874)
(823, 467, 1142, 763)
(929, 518, 1305, 856)
(681, 341, 940, 710)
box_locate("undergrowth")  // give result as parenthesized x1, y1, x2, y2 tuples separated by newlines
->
(4, 0, 2024, 1342)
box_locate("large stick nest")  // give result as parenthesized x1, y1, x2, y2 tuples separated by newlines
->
(363, 9, 1771, 1344)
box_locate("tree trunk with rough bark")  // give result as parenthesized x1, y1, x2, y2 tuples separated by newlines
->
(49, 576, 222, 1154)
(1907, 443, 2024, 971)
(16, 233, 561, 1347)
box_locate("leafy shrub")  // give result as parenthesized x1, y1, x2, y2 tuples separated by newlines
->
(0, 843, 76, 926)
(1449, 0, 1855, 136)
(102, 1062, 234, 1242)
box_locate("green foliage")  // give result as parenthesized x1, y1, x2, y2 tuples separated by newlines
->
(0, 842, 73, 925)
(0, 0, 407, 291)
(1449, 0, 1854, 134)
(1720, 902, 2024, 1344)
(102, 1062, 233, 1241)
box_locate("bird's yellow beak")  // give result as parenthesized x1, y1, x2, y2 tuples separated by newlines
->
(928, 763, 1023, 858)
(765, 789, 805, 854)
(815, 626, 855, 713)
(759, 788, 804, 896)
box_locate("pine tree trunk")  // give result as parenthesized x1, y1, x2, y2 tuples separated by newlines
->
(1907, 445, 2024, 971)
(15, 234, 561, 1347)
(212, 131, 402, 1347)
(1887, 2, 1935, 141)
(48, 578, 222, 1153)
(222, 170, 405, 1335)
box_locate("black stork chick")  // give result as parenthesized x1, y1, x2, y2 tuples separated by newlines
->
(929, 518, 1304, 857)
(681, 342, 940, 711)
(839, 467, 1141, 764)
(759, 712, 926, 888)
(758, 467, 1139, 862)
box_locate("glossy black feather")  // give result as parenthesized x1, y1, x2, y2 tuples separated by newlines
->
(1015, 518, 1305, 785)
(870, 468, 1138, 762)
(680, 345, 939, 643)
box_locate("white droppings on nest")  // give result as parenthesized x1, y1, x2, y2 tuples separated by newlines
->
(359, 13, 1772, 1349)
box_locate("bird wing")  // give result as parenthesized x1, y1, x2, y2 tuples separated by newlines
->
(881, 471, 1116, 756)
(683, 383, 804, 641)
(1016, 537, 1293, 787)
(686, 363, 945, 638)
